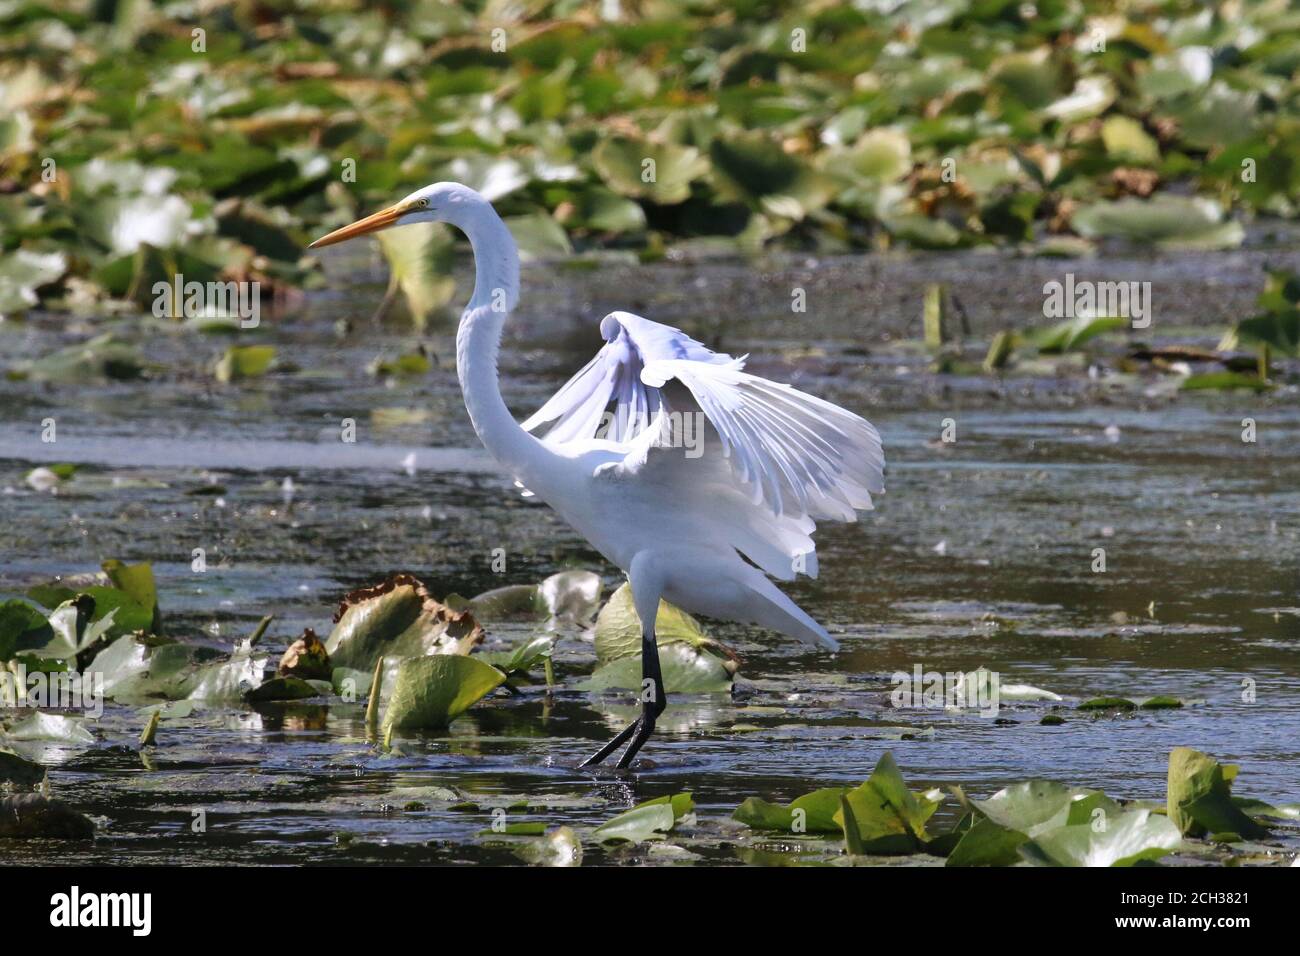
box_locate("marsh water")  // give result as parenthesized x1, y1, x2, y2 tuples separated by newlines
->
(2, 243, 1299, 865)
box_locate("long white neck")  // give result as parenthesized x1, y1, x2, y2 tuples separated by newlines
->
(453, 205, 547, 482)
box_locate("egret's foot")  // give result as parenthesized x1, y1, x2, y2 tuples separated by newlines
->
(577, 712, 658, 770)
(615, 712, 656, 769)
(577, 718, 639, 769)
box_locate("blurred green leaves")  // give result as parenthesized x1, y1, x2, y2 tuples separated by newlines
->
(2, 0, 1298, 315)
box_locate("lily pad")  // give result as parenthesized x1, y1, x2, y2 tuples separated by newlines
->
(593, 801, 679, 844)
(832, 752, 942, 854)
(381, 654, 505, 732)
(592, 136, 708, 205)
(375, 221, 457, 328)
(1020, 809, 1182, 867)
(733, 787, 847, 834)
(324, 574, 482, 673)
(515, 825, 583, 866)
(215, 345, 276, 382)
(1071, 197, 1244, 250)
(1166, 747, 1268, 839)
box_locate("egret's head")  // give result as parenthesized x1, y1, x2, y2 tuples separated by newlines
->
(308, 182, 485, 249)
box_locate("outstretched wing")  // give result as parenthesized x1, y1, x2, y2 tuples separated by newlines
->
(521, 311, 735, 444)
(525, 309, 885, 581)
(638, 358, 884, 523)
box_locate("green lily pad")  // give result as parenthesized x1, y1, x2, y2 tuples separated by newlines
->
(592, 136, 708, 205)
(187, 640, 268, 701)
(477, 634, 555, 676)
(1028, 317, 1128, 354)
(215, 345, 276, 382)
(1071, 197, 1243, 250)
(946, 816, 1028, 867)
(1101, 116, 1160, 165)
(1020, 809, 1182, 867)
(1078, 696, 1138, 711)
(381, 654, 505, 732)
(0, 248, 66, 312)
(3, 713, 95, 745)
(88, 634, 200, 700)
(1181, 372, 1274, 392)
(831, 752, 942, 854)
(1166, 747, 1268, 839)
(593, 802, 677, 844)
(245, 676, 320, 702)
(710, 132, 834, 220)
(583, 641, 735, 694)
(733, 787, 847, 834)
(13, 333, 146, 384)
(325, 574, 482, 673)
(594, 582, 727, 666)
(0, 599, 53, 662)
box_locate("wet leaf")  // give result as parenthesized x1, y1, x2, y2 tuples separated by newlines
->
(733, 787, 846, 834)
(583, 641, 735, 694)
(515, 825, 583, 866)
(593, 801, 677, 844)
(592, 136, 708, 205)
(1020, 809, 1182, 867)
(0, 249, 66, 312)
(187, 639, 268, 701)
(3, 713, 95, 745)
(13, 333, 146, 384)
(215, 345, 276, 382)
(324, 574, 483, 673)
(1166, 747, 1268, 839)
(278, 628, 332, 681)
(1071, 197, 1243, 250)
(946, 816, 1027, 867)
(382, 654, 505, 732)
(831, 752, 941, 854)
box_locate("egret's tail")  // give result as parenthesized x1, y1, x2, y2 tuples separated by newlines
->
(741, 570, 839, 652)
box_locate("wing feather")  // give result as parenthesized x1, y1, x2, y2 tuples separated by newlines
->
(523, 309, 884, 580)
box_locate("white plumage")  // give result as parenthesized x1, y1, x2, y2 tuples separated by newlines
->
(310, 182, 885, 767)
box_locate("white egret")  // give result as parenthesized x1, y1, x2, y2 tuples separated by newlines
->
(311, 183, 885, 768)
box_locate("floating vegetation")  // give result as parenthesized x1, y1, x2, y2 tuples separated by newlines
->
(4, 1, 1298, 316)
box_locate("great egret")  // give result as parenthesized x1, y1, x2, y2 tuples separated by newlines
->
(310, 182, 885, 768)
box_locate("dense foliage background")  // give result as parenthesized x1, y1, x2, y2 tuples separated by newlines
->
(1, 0, 1298, 314)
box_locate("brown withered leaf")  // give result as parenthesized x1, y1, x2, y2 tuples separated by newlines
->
(277, 627, 332, 681)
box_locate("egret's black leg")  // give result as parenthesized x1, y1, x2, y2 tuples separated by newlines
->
(578, 627, 666, 770)
(615, 629, 666, 768)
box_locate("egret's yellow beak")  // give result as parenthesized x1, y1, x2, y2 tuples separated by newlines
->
(309, 202, 413, 249)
